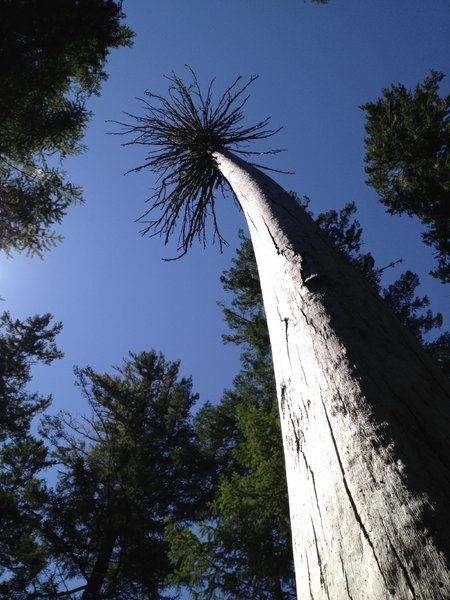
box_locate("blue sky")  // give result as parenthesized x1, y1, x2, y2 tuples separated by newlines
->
(1, 0, 449, 417)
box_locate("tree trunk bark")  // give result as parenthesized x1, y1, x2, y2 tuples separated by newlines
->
(213, 148, 450, 600)
(81, 527, 118, 600)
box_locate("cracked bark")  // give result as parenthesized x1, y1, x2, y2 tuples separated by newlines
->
(214, 148, 450, 599)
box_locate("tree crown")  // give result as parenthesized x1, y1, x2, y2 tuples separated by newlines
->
(114, 69, 283, 258)
(362, 70, 450, 283)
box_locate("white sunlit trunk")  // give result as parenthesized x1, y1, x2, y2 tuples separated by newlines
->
(214, 149, 450, 600)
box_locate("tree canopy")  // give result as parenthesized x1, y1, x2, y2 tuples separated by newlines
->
(39, 351, 206, 599)
(0, 312, 62, 437)
(115, 69, 283, 259)
(362, 71, 450, 283)
(0, 312, 62, 597)
(0, 205, 446, 597)
(0, 0, 133, 256)
(1, 349, 208, 598)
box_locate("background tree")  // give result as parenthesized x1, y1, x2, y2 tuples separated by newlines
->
(313, 200, 449, 374)
(0, 312, 62, 436)
(362, 71, 450, 283)
(0, 312, 62, 598)
(36, 350, 206, 600)
(168, 233, 296, 599)
(118, 70, 450, 598)
(0, 0, 133, 256)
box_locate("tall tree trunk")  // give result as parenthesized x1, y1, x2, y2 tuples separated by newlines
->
(213, 148, 450, 599)
(81, 527, 118, 600)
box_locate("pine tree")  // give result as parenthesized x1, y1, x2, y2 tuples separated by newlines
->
(0, 0, 133, 256)
(0, 312, 62, 598)
(118, 70, 450, 599)
(37, 351, 206, 599)
(362, 71, 450, 283)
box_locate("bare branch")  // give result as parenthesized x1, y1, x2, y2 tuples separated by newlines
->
(110, 68, 285, 258)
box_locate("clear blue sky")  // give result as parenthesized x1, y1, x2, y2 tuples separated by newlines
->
(1, 0, 449, 417)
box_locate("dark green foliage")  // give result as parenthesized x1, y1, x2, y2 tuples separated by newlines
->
(0, 0, 133, 160)
(0, 159, 83, 256)
(0, 437, 49, 599)
(362, 71, 450, 283)
(169, 419, 295, 600)
(382, 271, 443, 342)
(315, 200, 363, 256)
(220, 230, 270, 358)
(0, 312, 62, 437)
(37, 351, 205, 599)
(115, 69, 282, 258)
(0, 312, 62, 598)
(424, 332, 450, 375)
(167, 391, 295, 599)
(0, 0, 133, 256)
(381, 272, 449, 375)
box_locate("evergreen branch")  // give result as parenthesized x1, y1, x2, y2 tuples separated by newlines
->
(170, 524, 284, 597)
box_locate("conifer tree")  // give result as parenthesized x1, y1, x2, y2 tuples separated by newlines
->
(168, 202, 447, 599)
(38, 351, 206, 599)
(167, 230, 295, 599)
(118, 70, 450, 599)
(362, 71, 450, 283)
(0, 312, 62, 597)
(0, 0, 133, 256)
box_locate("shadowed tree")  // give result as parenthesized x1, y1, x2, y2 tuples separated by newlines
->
(39, 351, 207, 599)
(362, 71, 450, 283)
(0, 312, 62, 597)
(0, 0, 133, 256)
(116, 71, 450, 599)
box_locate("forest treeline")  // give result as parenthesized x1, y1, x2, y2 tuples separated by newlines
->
(1, 2, 449, 598)
(1, 204, 448, 598)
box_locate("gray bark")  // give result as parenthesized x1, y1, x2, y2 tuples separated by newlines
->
(214, 148, 450, 600)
